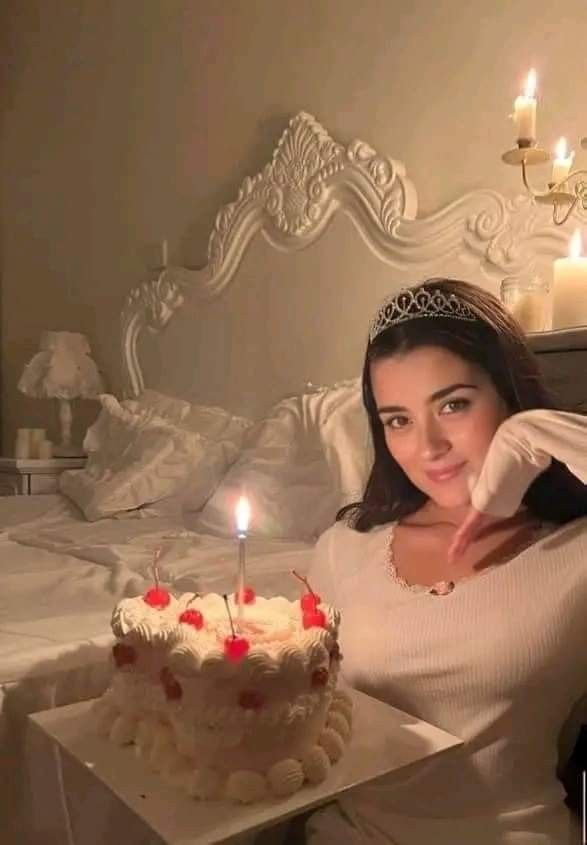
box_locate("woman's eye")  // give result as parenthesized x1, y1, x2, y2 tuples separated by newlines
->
(383, 416, 410, 430)
(441, 397, 470, 414)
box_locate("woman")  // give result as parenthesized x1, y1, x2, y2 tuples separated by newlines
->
(305, 278, 587, 844)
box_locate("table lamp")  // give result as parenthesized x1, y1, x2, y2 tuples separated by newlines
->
(18, 331, 105, 457)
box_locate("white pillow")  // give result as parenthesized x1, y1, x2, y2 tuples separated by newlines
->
(124, 390, 251, 448)
(59, 395, 235, 520)
(183, 403, 252, 445)
(122, 389, 192, 425)
(317, 380, 372, 505)
(195, 392, 341, 541)
(120, 390, 253, 513)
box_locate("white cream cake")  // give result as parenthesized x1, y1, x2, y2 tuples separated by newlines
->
(93, 584, 353, 804)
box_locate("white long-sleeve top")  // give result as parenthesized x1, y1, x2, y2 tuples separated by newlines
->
(470, 409, 587, 518)
(306, 409, 587, 845)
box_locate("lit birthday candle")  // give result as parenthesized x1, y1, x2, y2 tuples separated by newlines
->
(143, 546, 171, 608)
(235, 496, 251, 624)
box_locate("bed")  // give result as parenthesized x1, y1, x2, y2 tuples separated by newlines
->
(2, 112, 586, 845)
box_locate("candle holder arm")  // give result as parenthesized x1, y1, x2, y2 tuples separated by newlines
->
(552, 195, 581, 226)
(520, 159, 587, 224)
(519, 157, 566, 201)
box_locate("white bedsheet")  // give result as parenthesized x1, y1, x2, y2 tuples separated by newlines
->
(0, 494, 313, 844)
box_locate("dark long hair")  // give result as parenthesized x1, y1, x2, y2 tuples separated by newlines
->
(340, 278, 587, 531)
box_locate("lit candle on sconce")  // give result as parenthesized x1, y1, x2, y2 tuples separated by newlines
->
(513, 69, 537, 146)
(551, 137, 574, 187)
(553, 229, 587, 328)
(235, 496, 251, 624)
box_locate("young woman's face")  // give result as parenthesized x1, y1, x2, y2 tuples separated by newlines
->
(370, 345, 509, 509)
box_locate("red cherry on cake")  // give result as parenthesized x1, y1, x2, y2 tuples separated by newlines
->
(238, 689, 265, 710)
(179, 608, 204, 629)
(303, 608, 327, 629)
(291, 570, 322, 613)
(224, 635, 250, 662)
(234, 586, 256, 605)
(112, 642, 136, 667)
(300, 592, 321, 612)
(143, 587, 171, 608)
(311, 667, 329, 687)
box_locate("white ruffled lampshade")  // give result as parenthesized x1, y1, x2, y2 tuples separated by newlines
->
(18, 331, 104, 399)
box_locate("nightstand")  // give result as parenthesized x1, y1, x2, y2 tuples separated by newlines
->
(0, 457, 86, 496)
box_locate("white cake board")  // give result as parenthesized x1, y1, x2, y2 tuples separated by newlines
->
(30, 690, 462, 845)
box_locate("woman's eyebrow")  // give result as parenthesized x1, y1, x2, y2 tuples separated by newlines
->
(377, 383, 479, 414)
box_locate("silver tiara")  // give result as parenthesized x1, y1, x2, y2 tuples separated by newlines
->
(369, 287, 478, 343)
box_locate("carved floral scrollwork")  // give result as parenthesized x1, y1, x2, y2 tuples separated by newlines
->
(457, 193, 524, 271)
(467, 207, 504, 243)
(121, 273, 186, 397)
(206, 112, 414, 276)
(268, 121, 345, 235)
(470, 192, 581, 276)
(208, 170, 271, 274)
(346, 140, 395, 189)
(381, 192, 404, 235)
(346, 139, 406, 234)
(123, 274, 185, 332)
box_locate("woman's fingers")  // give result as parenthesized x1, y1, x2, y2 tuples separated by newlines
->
(447, 508, 490, 565)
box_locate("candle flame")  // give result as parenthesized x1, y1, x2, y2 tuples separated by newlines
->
(524, 68, 537, 99)
(235, 496, 251, 534)
(555, 137, 567, 160)
(569, 229, 584, 260)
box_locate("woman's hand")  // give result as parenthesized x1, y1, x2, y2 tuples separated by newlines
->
(447, 507, 497, 565)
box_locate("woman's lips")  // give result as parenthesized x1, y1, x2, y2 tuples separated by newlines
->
(425, 461, 467, 483)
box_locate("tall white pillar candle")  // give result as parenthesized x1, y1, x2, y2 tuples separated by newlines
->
(513, 69, 537, 144)
(553, 230, 587, 328)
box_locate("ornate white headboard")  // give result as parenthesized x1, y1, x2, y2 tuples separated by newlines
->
(121, 111, 584, 418)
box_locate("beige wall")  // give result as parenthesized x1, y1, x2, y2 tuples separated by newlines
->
(1, 0, 585, 452)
